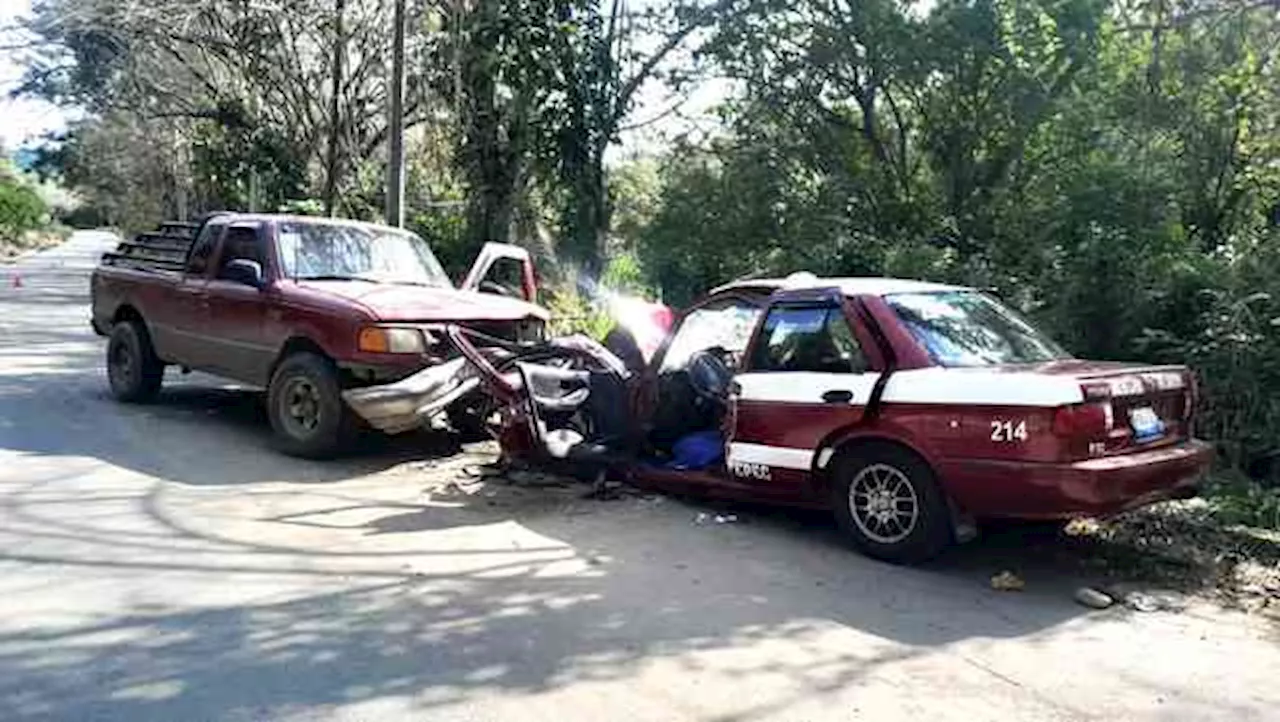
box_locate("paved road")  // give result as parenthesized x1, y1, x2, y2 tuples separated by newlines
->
(0, 232, 1276, 722)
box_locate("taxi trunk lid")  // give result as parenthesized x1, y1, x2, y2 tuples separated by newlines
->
(1026, 360, 1195, 458)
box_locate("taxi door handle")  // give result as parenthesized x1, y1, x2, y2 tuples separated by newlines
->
(822, 389, 853, 404)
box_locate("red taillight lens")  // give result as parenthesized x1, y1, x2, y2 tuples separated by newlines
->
(1052, 401, 1113, 438)
(1054, 383, 1114, 439)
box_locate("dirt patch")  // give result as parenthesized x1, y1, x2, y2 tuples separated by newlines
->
(1049, 500, 1280, 615)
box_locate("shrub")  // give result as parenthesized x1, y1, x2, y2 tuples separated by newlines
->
(0, 177, 48, 240)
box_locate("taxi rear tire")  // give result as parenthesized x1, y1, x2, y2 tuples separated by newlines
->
(830, 443, 952, 564)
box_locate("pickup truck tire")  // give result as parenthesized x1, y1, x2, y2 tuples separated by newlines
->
(267, 352, 356, 459)
(107, 320, 165, 403)
(830, 443, 952, 564)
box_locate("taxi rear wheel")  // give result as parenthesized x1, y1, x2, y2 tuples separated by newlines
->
(830, 443, 952, 564)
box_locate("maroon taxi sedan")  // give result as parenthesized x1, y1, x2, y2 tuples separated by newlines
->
(348, 274, 1213, 564)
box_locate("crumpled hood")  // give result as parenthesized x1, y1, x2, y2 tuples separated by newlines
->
(297, 280, 549, 322)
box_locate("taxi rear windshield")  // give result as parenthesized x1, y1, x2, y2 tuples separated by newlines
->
(886, 290, 1069, 367)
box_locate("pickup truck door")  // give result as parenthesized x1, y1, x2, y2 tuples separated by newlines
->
(460, 242, 537, 302)
(726, 291, 882, 498)
(152, 219, 226, 364)
(203, 222, 276, 385)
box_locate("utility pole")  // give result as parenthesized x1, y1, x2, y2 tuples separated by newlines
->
(386, 0, 407, 227)
(323, 0, 345, 217)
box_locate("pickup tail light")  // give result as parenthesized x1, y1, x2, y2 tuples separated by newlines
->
(1052, 383, 1114, 440)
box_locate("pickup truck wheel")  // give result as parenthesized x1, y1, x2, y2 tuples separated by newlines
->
(830, 444, 952, 564)
(267, 353, 355, 459)
(107, 320, 164, 403)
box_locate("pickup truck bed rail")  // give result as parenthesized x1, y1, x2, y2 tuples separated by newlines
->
(100, 222, 198, 274)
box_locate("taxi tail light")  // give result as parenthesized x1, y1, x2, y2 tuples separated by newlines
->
(1052, 383, 1114, 440)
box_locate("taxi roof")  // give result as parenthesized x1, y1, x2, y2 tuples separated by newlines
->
(708, 274, 968, 298)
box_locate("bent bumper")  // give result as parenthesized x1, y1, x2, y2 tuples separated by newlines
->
(941, 439, 1213, 519)
(341, 357, 480, 435)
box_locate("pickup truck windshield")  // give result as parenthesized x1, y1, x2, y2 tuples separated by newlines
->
(887, 290, 1069, 366)
(277, 221, 451, 286)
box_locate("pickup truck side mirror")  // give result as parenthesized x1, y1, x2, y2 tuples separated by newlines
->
(224, 259, 265, 289)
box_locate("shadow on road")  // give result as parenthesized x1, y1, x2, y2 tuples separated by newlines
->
(0, 468, 1104, 722)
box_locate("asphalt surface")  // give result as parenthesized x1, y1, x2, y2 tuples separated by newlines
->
(0, 231, 1277, 722)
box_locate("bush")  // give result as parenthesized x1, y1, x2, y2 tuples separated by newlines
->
(0, 177, 48, 241)
(1205, 473, 1280, 531)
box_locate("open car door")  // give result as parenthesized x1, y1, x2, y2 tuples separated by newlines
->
(460, 242, 537, 302)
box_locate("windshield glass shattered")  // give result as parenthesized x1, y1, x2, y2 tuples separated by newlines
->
(887, 290, 1070, 367)
(277, 221, 451, 287)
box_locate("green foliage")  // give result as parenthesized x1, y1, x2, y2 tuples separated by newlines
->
(599, 251, 650, 295)
(1137, 235, 1280, 468)
(190, 104, 307, 212)
(1205, 473, 1280, 531)
(0, 170, 50, 241)
(408, 205, 469, 277)
(277, 199, 325, 216)
(543, 284, 614, 340)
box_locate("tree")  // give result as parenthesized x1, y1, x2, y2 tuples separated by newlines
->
(549, 0, 731, 270)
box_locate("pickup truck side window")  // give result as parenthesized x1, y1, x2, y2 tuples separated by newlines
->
(749, 305, 867, 374)
(215, 227, 264, 280)
(185, 221, 226, 276)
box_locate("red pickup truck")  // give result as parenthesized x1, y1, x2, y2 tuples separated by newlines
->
(91, 213, 548, 457)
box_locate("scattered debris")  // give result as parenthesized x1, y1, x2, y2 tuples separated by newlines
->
(1074, 587, 1115, 609)
(1098, 583, 1189, 613)
(585, 555, 606, 566)
(505, 469, 571, 487)
(990, 571, 1026, 591)
(581, 478, 626, 501)
(1123, 591, 1161, 612)
(1064, 518, 1101, 536)
(694, 511, 741, 524)
(461, 463, 505, 479)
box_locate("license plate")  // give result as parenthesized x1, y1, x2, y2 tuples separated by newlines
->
(1129, 406, 1166, 442)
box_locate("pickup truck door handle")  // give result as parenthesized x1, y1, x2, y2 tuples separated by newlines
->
(822, 389, 854, 404)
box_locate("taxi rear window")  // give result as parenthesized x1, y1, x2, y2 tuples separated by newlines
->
(886, 291, 1069, 367)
